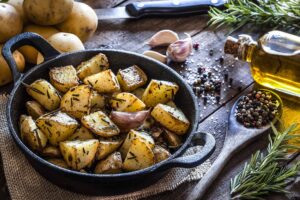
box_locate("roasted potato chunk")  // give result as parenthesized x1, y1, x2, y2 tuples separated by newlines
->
(49, 65, 79, 93)
(90, 90, 106, 112)
(60, 139, 99, 170)
(83, 69, 120, 93)
(142, 80, 179, 107)
(47, 158, 69, 169)
(77, 53, 109, 80)
(123, 138, 155, 171)
(26, 79, 61, 111)
(68, 126, 95, 141)
(153, 145, 171, 163)
(163, 129, 182, 148)
(81, 111, 120, 137)
(117, 65, 147, 91)
(132, 88, 145, 99)
(19, 115, 47, 151)
(120, 130, 154, 158)
(60, 85, 92, 119)
(151, 104, 190, 135)
(96, 139, 123, 160)
(110, 92, 146, 112)
(36, 111, 79, 146)
(42, 145, 61, 158)
(26, 100, 45, 120)
(94, 152, 122, 174)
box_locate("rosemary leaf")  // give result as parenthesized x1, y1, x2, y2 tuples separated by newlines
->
(230, 123, 300, 199)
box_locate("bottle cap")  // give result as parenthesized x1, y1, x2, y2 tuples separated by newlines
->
(224, 36, 239, 57)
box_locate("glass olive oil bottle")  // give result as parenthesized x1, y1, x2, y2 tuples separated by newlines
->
(224, 31, 300, 97)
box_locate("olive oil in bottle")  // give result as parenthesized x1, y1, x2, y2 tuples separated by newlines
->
(224, 31, 300, 97)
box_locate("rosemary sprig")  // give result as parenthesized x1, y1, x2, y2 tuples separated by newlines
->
(209, 0, 300, 33)
(230, 123, 300, 200)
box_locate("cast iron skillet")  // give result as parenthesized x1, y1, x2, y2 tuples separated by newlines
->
(3, 32, 215, 195)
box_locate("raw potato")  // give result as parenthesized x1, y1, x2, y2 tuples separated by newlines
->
(83, 69, 120, 93)
(163, 129, 182, 148)
(49, 65, 79, 93)
(7, 0, 27, 23)
(90, 90, 106, 112)
(36, 111, 78, 146)
(25, 100, 45, 119)
(47, 158, 69, 169)
(142, 80, 179, 107)
(132, 88, 145, 100)
(57, 2, 98, 42)
(42, 145, 61, 158)
(0, 45, 25, 86)
(60, 85, 92, 119)
(81, 111, 120, 137)
(123, 138, 155, 171)
(94, 152, 122, 174)
(0, 3, 23, 43)
(68, 126, 95, 141)
(37, 33, 85, 64)
(96, 139, 123, 160)
(26, 79, 61, 111)
(117, 65, 147, 91)
(23, 0, 74, 25)
(77, 53, 109, 80)
(153, 145, 171, 163)
(120, 130, 154, 158)
(110, 92, 146, 112)
(151, 104, 190, 135)
(19, 25, 59, 63)
(60, 139, 99, 170)
(19, 115, 47, 151)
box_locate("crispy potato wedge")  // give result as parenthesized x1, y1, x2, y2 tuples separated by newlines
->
(19, 115, 47, 151)
(96, 139, 123, 160)
(77, 53, 109, 80)
(60, 85, 92, 119)
(117, 65, 147, 91)
(42, 145, 61, 158)
(83, 69, 120, 93)
(119, 130, 154, 158)
(110, 92, 146, 112)
(26, 100, 45, 120)
(151, 104, 190, 135)
(132, 88, 145, 99)
(81, 111, 120, 137)
(90, 90, 106, 112)
(47, 158, 69, 169)
(163, 129, 182, 148)
(49, 65, 79, 93)
(153, 145, 171, 163)
(123, 138, 155, 171)
(142, 80, 179, 107)
(60, 139, 99, 170)
(94, 152, 122, 174)
(36, 111, 79, 146)
(26, 79, 61, 111)
(68, 126, 95, 141)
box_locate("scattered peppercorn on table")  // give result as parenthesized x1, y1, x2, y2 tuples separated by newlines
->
(1, 0, 300, 200)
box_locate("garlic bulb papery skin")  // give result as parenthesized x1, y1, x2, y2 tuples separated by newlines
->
(147, 30, 179, 47)
(143, 50, 167, 63)
(167, 33, 192, 62)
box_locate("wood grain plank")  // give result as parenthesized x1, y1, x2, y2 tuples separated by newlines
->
(79, 0, 126, 8)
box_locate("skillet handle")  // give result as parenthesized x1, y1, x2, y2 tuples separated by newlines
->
(2, 32, 60, 84)
(161, 132, 215, 169)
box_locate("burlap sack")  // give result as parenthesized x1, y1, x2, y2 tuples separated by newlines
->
(0, 94, 211, 200)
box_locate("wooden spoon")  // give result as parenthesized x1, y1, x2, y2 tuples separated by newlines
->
(187, 89, 283, 200)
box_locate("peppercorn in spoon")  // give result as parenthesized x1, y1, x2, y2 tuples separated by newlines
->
(187, 89, 283, 200)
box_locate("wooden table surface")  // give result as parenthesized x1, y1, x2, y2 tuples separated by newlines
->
(1, 0, 300, 199)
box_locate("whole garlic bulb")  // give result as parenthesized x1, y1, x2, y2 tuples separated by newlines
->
(148, 30, 179, 47)
(167, 33, 192, 62)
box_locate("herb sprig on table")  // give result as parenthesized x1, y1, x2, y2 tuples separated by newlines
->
(230, 123, 300, 200)
(209, 0, 300, 33)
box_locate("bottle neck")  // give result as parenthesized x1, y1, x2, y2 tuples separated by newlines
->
(239, 41, 258, 63)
